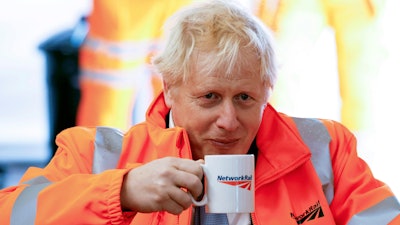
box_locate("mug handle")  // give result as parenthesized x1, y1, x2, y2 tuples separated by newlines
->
(189, 192, 208, 206)
(188, 164, 208, 206)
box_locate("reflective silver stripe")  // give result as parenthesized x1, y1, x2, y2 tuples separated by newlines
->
(11, 177, 52, 225)
(348, 196, 400, 224)
(80, 66, 150, 88)
(22, 175, 50, 185)
(82, 36, 160, 61)
(292, 117, 334, 204)
(92, 127, 124, 174)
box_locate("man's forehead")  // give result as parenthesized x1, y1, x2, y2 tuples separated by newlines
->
(192, 52, 261, 75)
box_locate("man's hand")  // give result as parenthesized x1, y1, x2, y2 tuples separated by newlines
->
(120, 157, 204, 215)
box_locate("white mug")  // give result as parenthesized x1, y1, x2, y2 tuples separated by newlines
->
(190, 154, 255, 213)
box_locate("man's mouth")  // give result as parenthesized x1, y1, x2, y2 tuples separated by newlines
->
(209, 138, 239, 148)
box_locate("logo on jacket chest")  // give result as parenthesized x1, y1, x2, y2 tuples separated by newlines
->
(290, 200, 324, 224)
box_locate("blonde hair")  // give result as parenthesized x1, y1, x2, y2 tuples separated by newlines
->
(152, 0, 277, 89)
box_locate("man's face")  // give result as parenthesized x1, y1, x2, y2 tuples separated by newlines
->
(164, 57, 269, 160)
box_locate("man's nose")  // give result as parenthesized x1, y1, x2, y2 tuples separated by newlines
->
(215, 101, 240, 131)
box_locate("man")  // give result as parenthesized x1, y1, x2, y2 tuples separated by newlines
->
(1, 0, 399, 224)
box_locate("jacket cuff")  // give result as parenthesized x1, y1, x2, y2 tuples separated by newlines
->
(106, 168, 135, 224)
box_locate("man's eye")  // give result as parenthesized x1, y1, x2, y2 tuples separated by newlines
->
(239, 94, 250, 101)
(204, 93, 214, 99)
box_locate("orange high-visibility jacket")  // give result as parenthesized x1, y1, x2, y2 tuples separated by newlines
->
(256, 0, 385, 131)
(1, 93, 399, 224)
(77, 0, 191, 130)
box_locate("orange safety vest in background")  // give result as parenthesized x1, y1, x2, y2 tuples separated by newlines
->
(77, 0, 192, 131)
(1, 92, 399, 224)
(255, 0, 386, 132)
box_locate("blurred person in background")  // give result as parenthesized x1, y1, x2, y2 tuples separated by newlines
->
(254, 0, 385, 134)
(76, 0, 192, 131)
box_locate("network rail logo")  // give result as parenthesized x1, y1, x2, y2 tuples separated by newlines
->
(290, 200, 324, 224)
(217, 175, 253, 190)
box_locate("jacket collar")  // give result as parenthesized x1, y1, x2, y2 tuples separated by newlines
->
(254, 104, 311, 185)
(145, 92, 311, 184)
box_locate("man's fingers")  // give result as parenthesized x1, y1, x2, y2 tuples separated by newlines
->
(166, 187, 193, 213)
(173, 169, 204, 200)
(121, 157, 204, 214)
(173, 158, 204, 180)
(162, 196, 186, 215)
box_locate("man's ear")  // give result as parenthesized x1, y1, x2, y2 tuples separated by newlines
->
(163, 80, 173, 108)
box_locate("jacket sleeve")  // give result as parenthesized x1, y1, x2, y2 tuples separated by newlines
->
(0, 127, 134, 225)
(323, 120, 400, 224)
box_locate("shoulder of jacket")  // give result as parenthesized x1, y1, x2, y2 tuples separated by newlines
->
(56, 126, 98, 140)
